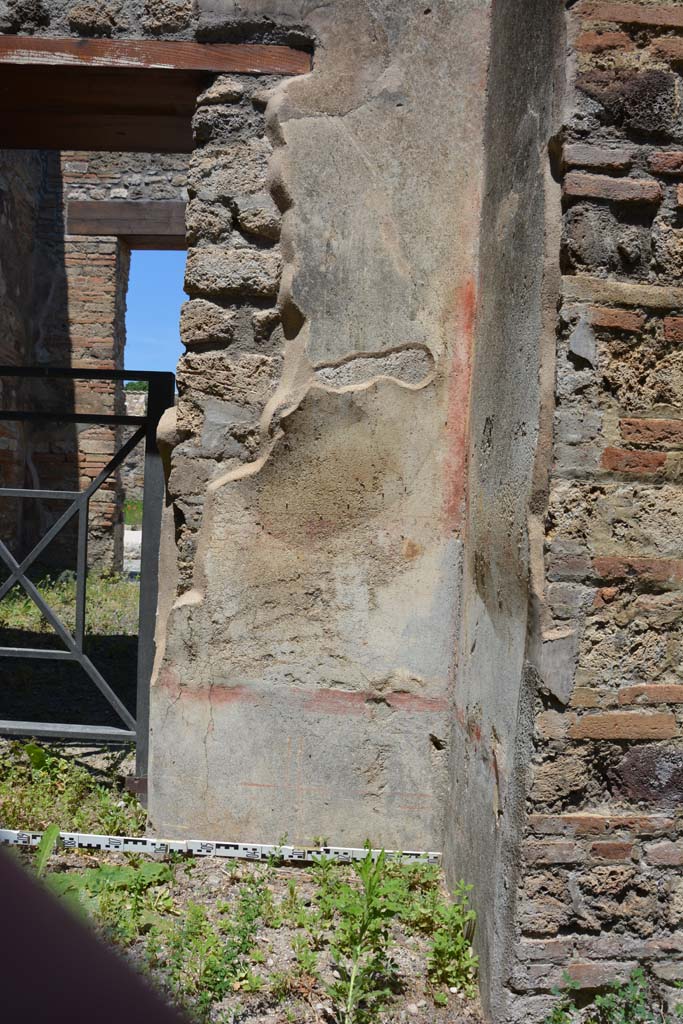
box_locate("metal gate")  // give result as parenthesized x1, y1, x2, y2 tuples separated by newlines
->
(0, 367, 175, 778)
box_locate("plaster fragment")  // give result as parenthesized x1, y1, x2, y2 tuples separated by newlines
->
(313, 345, 435, 392)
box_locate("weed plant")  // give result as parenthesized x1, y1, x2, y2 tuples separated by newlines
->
(546, 969, 683, 1024)
(0, 741, 145, 833)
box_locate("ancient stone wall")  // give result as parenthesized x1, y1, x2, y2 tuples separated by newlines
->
(3, 2, 683, 1020)
(61, 151, 188, 201)
(0, 150, 45, 552)
(147, 0, 491, 859)
(509, 1, 683, 1018)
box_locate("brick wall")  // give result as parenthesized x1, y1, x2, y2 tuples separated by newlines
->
(0, 150, 44, 551)
(512, 1, 683, 1015)
(0, 146, 188, 569)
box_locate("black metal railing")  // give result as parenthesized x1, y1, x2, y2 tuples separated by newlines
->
(0, 366, 175, 779)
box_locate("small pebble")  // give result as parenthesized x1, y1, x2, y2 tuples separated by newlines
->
(407, 1004, 419, 1015)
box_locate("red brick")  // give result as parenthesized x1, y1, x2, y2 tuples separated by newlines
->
(619, 684, 683, 706)
(568, 710, 678, 740)
(664, 317, 683, 343)
(578, 2, 683, 30)
(620, 417, 683, 448)
(652, 37, 683, 63)
(590, 306, 644, 332)
(644, 841, 683, 866)
(593, 556, 683, 587)
(528, 813, 674, 836)
(563, 171, 662, 205)
(576, 29, 633, 52)
(564, 143, 633, 172)
(648, 151, 683, 176)
(600, 447, 666, 474)
(590, 840, 634, 861)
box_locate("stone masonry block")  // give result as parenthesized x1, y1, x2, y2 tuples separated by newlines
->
(523, 840, 584, 865)
(181, 299, 237, 348)
(188, 140, 271, 201)
(564, 143, 633, 172)
(645, 842, 683, 866)
(614, 744, 683, 805)
(197, 76, 245, 105)
(185, 245, 282, 300)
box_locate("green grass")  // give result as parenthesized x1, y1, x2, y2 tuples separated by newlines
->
(124, 498, 144, 529)
(0, 571, 139, 636)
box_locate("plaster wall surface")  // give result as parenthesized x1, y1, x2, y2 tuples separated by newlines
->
(148, 0, 493, 852)
(443, 2, 564, 1020)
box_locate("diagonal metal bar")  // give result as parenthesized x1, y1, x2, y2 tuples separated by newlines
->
(0, 537, 80, 653)
(75, 653, 137, 732)
(0, 538, 136, 730)
(0, 426, 145, 602)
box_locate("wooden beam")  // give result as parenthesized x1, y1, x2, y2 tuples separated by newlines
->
(67, 201, 187, 250)
(0, 66, 201, 151)
(0, 35, 311, 76)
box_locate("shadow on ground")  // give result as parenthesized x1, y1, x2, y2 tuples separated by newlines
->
(0, 631, 138, 727)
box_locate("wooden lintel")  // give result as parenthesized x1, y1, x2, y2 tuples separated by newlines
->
(0, 35, 311, 76)
(67, 201, 187, 244)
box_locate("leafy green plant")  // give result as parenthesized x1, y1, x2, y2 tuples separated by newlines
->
(424, 880, 477, 999)
(34, 823, 60, 877)
(0, 741, 144, 834)
(545, 969, 683, 1024)
(292, 933, 318, 977)
(324, 849, 400, 1024)
(48, 859, 173, 944)
(162, 900, 263, 1020)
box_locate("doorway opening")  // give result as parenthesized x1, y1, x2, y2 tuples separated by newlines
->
(122, 250, 186, 574)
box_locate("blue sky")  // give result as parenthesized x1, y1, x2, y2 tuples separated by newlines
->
(125, 250, 187, 375)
